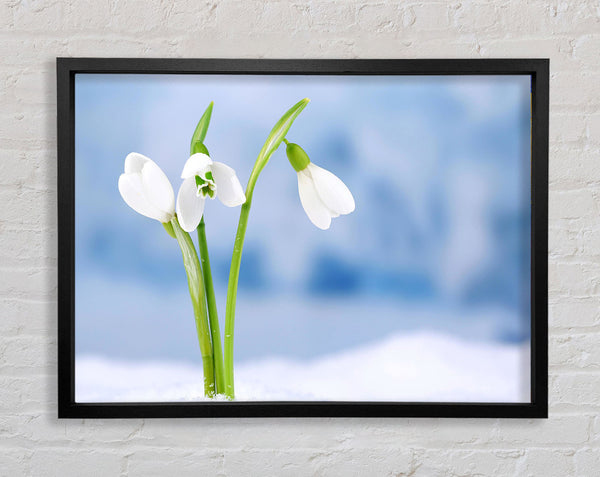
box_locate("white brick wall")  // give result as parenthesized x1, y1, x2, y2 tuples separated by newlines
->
(1, 0, 598, 475)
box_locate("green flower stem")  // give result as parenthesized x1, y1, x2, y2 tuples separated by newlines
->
(171, 216, 215, 397)
(197, 217, 225, 395)
(223, 195, 253, 399)
(223, 98, 310, 399)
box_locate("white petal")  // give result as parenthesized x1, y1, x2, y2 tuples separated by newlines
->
(124, 152, 151, 174)
(211, 162, 246, 207)
(297, 169, 333, 230)
(140, 160, 175, 219)
(307, 163, 355, 215)
(181, 153, 212, 179)
(176, 177, 206, 232)
(118, 173, 171, 222)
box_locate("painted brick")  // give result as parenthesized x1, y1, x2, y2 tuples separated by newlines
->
(11, 0, 67, 32)
(587, 113, 600, 145)
(550, 332, 600, 369)
(126, 448, 224, 476)
(414, 448, 523, 477)
(453, 2, 501, 34)
(551, 146, 600, 185)
(549, 298, 600, 328)
(572, 34, 600, 66)
(309, 2, 357, 33)
(518, 449, 576, 476)
(493, 415, 590, 445)
(29, 450, 122, 477)
(575, 448, 600, 476)
(0, 449, 32, 477)
(0, 335, 57, 373)
(357, 4, 403, 33)
(548, 261, 600, 298)
(551, 113, 587, 144)
(0, 298, 56, 336)
(552, 71, 600, 107)
(0, 0, 599, 475)
(551, 373, 600, 407)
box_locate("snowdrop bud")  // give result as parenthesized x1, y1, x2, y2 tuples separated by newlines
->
(118, 153, 175, 224)
(288, 143, 356, 230)
(285, 142, 310, 172)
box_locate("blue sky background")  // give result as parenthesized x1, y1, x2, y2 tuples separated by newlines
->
(75, 73, 531, 365)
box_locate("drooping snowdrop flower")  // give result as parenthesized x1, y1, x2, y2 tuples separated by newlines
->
(285, 141, 355, 230)
(176, 152, 246, 232)
(118, 152, 175, 223)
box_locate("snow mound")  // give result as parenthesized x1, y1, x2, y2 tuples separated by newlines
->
(76, 332, 530, 402)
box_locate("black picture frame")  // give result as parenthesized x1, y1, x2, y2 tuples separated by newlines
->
(57, 58, 548, 419)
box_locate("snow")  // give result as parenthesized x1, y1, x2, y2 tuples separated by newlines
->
(76, 332, 530, 403)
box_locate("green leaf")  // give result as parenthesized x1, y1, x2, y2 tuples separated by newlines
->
(249, 98, 310, 184)
(190, 101, 214, 154)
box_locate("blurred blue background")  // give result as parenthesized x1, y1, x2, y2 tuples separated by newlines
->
(75, 73, 531, 365)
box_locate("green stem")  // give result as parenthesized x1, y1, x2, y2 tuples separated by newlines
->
(223, 98, 310, 399)
(171, 216, 215, 397)
(223, 195, 254, 398)
(197, 217, 225, 395)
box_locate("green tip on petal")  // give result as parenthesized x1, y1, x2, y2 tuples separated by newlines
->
(285, 142, 310, 172)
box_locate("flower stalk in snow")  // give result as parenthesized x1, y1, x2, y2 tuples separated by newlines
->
(170, 214, 215, 396)
(118, 148, 217, 396)
(182, 102, 228, 396)
(118, 98, 355, 400)
(222, 98, 311, 398)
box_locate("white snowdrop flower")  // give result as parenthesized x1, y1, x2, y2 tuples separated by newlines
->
(118, 152, 175, 223)
(176, 153, 246, 232)
(286, 141, 355, 230)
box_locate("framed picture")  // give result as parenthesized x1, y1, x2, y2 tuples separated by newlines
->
(57, 58, 548, 418)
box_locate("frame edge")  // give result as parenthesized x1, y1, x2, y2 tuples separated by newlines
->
(56, 58, 550, 419)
